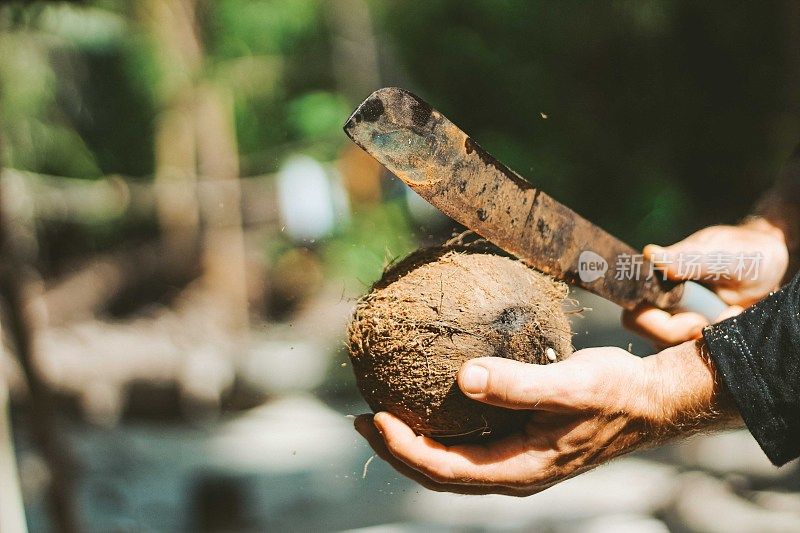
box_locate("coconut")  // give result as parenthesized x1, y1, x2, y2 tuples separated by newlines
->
(347, 246, 573, 442)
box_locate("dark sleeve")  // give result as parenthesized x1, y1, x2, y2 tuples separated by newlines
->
(703, 272, 800, 466)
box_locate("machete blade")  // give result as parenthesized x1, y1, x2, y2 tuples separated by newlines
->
(343, 87, 680, 311)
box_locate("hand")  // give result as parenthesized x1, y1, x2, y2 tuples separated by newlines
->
(623, 218, 788, 346)
(354, 342, 740, 496)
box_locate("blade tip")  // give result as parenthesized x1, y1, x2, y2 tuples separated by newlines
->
(342, 87, 427, 135)
(342, 115, 356, 139)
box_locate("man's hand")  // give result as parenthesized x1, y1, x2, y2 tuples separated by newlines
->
(355, 342, 741, 496)
(623, 218, 788, 346)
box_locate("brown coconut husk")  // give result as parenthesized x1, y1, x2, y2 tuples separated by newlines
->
(348, 245, 574, 442)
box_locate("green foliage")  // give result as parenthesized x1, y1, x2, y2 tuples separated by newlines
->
(206, 0, 344, 172)
(209, 0, 320, 59)
(0, 28, 99, 175)
(0, 3, 156, 178)
(323, 201, 416, 286)
(287, 91, 350, 140)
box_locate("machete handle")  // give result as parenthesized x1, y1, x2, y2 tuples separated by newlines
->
(669, 280, 728, 321)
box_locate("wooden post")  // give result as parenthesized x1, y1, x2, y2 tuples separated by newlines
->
(326, 0, 381, 102)
(142, 0, 249, 332)
(0, 351, 28, 533)
(0, 155, 78, 531)
(142, 0, 203, 260)
(195, 82, 250, 332)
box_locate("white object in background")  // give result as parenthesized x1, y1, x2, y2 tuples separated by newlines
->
(406, 458, 678, 528)
(328, 167, 351, 227)
(276, 156, 337, 242)
(572, 514, 669, 533)
(205, 395, 356, 473)
(240, 338, 329, 395)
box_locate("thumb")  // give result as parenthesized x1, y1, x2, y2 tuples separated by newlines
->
(457, 357, 575, 411)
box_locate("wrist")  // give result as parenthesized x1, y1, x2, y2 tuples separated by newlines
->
(643, 339, 742, 441)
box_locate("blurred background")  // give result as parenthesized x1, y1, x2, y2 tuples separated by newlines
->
(1, 1, 800, 531)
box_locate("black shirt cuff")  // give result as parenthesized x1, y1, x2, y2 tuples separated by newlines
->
(703, 320, 793, 465)
(702, 272, 800, 467)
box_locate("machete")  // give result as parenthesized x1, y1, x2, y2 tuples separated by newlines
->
(343, 87, 726, 320)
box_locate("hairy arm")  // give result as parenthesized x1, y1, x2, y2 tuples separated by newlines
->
(647, 340, 741, 442)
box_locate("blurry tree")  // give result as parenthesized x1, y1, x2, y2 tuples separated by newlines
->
(0, 0, 359, 271)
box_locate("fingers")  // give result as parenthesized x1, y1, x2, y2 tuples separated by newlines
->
(644, 243, 704, 282)
(371, 412, 546, 490)
(644, 242, 737, 285)
(622, 305, 709, 346)
(354, 414, 527, 496)
(621, 303, 745, 347)
(457, 356, 582, 411)
(623, 233, 751, 346)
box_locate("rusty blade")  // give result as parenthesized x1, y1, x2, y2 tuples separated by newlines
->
(343, 87, 682, 311)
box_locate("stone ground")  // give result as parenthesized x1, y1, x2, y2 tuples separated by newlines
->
(14, 290, 800, 532)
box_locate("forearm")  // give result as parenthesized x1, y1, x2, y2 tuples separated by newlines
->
(644, 339, 742, 443)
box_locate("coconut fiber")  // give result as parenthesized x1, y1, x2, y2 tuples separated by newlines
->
(348, 246, 574, 442)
